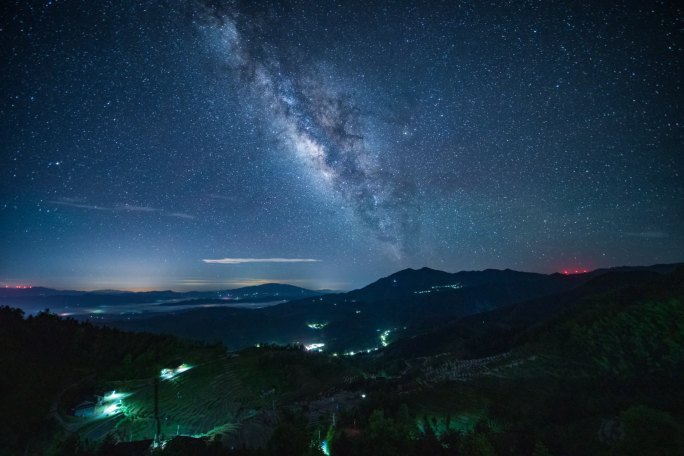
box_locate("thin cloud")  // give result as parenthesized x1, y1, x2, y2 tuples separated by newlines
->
(625, 231, 669, 239)
(49, 200, 107, 210)
(115, 204, 158, 213)
(49, 198, 194, 220)
(207, 193, 239, 202)
(202, 258, 321, 264)
(167, 212, 196, 219)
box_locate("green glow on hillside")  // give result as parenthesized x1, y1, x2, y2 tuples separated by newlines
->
(379, 329, 391, 347)
(307, 322, 328, 329)
(160, 363, 192, 380)
(305, 343, 325, 352)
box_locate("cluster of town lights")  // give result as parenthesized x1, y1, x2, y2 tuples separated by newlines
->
(414, 283, 463, 294)
(329, 329, 394, 357)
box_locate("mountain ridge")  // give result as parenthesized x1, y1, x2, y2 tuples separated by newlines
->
(101, 262, 683, 352)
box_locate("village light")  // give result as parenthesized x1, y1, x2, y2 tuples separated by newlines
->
(306, 322, 328, 329)
(103, 390, 123, 402)
(175, 363, 191, 374)
(102, 403, 121, 416)
(304, 342, 325, 352)
(321, 439, 330, 456)
(379, 329, 391, 347)
(161, 363, 193, 380)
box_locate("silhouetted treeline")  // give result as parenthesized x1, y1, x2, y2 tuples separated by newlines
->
(0, 307, 223, 454)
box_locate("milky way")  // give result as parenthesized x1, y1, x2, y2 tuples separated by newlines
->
(1, 0, 682, 290)
(197, 3, 417, 254)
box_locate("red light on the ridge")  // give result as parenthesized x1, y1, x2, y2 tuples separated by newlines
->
(561, 268, 590, 275)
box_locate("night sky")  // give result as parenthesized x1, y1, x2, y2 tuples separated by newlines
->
(1, 0, 682, 291)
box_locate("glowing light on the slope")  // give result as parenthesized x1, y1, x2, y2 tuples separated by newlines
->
(414, 283, 463, 294)
(307, 322, 328, 329)
(379, 329, 391, 347)
(103, 390, 125, 402)
(305, 343, 325, 352)
(102, 403, 121, 416)
(160, 363, 192, 380)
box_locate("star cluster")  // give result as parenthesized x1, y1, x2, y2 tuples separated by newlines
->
(1, 0, 682, 290)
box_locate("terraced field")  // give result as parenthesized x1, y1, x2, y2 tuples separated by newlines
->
(69, 348, 362, 444)
(70, 357, 252, 442)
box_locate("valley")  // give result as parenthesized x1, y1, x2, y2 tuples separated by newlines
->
(1, 263, 683, 455)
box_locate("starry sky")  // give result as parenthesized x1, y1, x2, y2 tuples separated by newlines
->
(1, 0, 682, 291)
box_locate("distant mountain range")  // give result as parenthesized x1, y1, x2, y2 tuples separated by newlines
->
(0, 283, 331, 307)
(95, 262, 682, 352)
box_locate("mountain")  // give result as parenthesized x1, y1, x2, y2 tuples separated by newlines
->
(215, 283, 330, 300)
(0, 283, 329, 311)
(344, 266, 591, 304)
(2, 263, 683, 455)
(382, 268, 670, 359)
(102, 263, 683, 353)
(0, 286, 85, 298)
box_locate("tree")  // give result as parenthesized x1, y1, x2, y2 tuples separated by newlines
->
(268, 412, 322, 456)
(612, 405, 684, 456)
